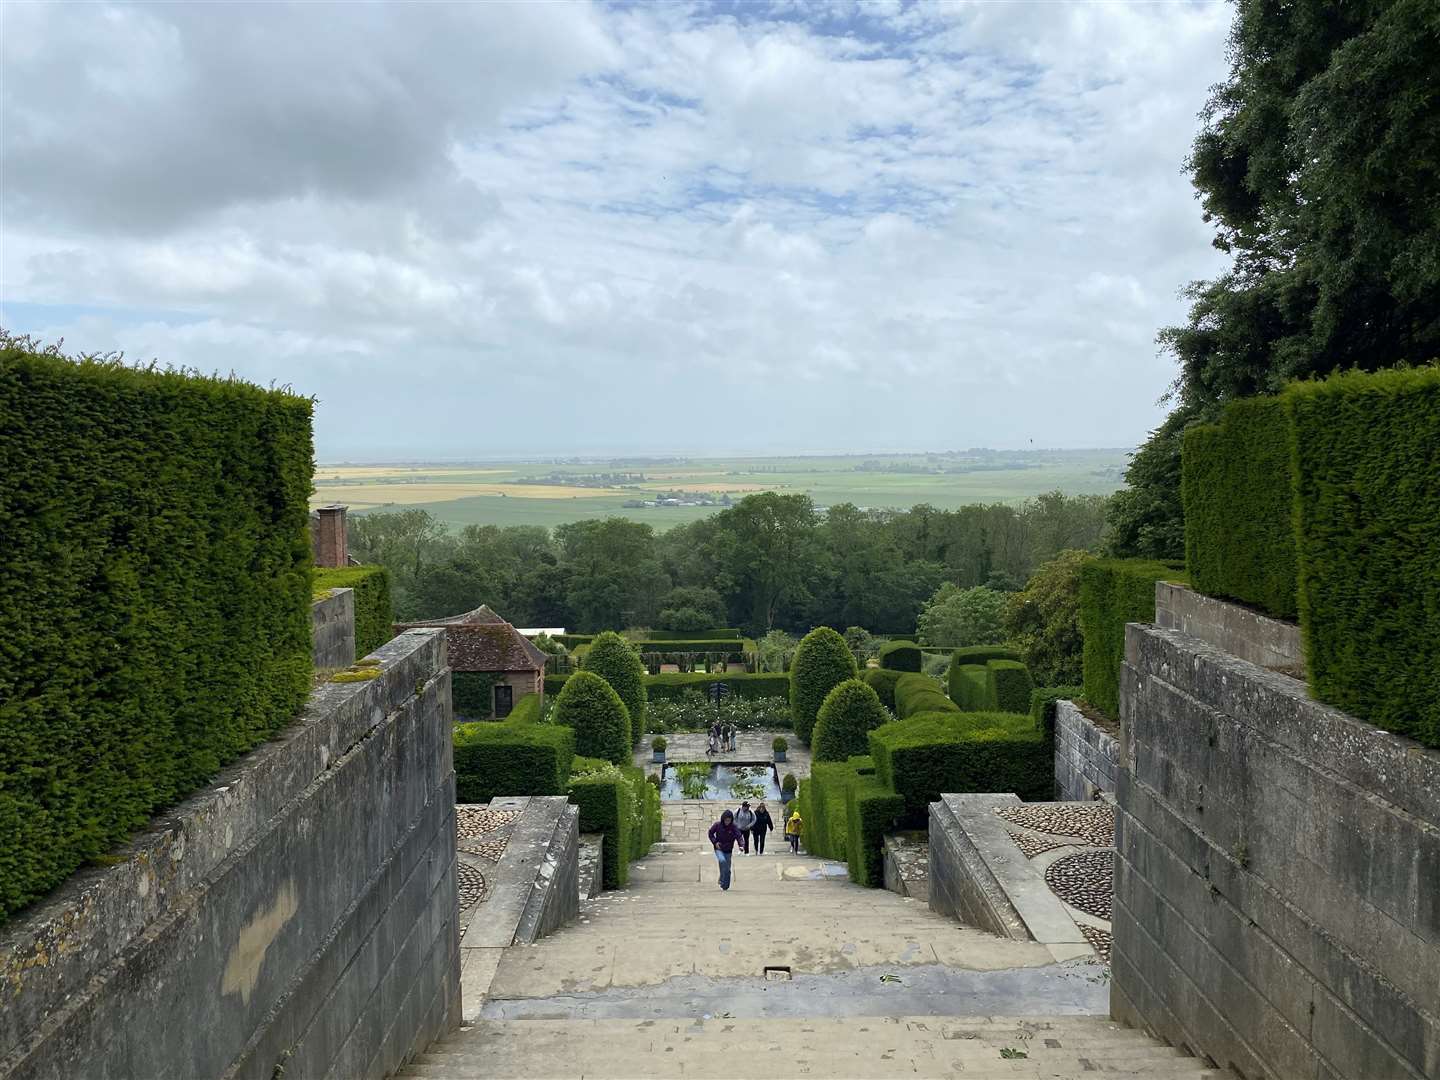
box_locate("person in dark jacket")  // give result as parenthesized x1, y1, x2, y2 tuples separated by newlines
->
(751, 802, 774, 855)
(708, 809, 747, 890)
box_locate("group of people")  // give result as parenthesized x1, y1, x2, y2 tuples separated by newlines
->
(707, 800, 804, 890)
(706, 722, 738, 754)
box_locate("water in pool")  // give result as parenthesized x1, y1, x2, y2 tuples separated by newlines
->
(661, 763, 782, 801)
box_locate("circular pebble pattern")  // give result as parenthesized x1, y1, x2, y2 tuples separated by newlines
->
(456, 861, 487, 939)
(995, 803, 1115, 848)
(1080, 924, 1113, 964)
(1044, 849, 1113, 920)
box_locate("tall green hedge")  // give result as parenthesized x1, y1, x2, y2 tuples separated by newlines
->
(641, 628, 742, 640)
(1030, 685, 1082, 738)
(790, 627, 857, 744)
(644, 672, 790, 701)
(845, 776, 905, 887)
(453, 702, 574, 803)
(0, 345, 314, 920)
(552, 671, 630, 764)
(1182, 396, 1298, 619)
(812, 679, 889, 762)
(314, 564, 394, 657)
(1079, 559, 1186, 718)
(869, 711, 1051, 820)
(878, 640, 923, 672)
(861, 668, 902, 711)
(893, 673, 958, 719)
(583, 631, 647, 744)
(1288, 367, 1440, 747)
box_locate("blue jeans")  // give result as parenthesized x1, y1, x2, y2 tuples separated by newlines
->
(715, 849, 732, 890)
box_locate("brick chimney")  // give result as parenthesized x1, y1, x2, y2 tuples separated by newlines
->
(313, 504, 349, 568)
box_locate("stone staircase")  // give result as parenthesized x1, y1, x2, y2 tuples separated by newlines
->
(401, 804, 1225, 1080)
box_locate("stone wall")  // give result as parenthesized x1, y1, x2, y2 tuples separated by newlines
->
(1054, 699, 1119, 802)
(1113, 621, 1440, 1080)
(312, 586, 356, 669)
(1154, 580, 1303, 674)
(0, 628, 460, 1080)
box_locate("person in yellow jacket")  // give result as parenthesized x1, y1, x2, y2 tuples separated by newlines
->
(784, 808, 803, 854)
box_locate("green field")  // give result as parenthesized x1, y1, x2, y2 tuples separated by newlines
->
(313, 450, 1130, 531)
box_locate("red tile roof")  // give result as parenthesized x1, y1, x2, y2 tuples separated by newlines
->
(395, 607, 547, 673)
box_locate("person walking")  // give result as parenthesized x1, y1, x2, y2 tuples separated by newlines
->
(729, 723, 738, 751)
(708, 809, 747, 890)
(784, 807, 804, 854)
(751, 801, 774, 855)
(706, 722, 719, 756)
(734, 801, 756, 854)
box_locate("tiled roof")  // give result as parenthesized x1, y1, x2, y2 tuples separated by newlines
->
(396, 607, 547, 673)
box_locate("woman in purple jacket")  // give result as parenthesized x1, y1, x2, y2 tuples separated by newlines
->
(708, 809, 747, 891)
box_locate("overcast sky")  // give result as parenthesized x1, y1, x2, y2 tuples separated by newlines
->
(1, 1, 1232, 460)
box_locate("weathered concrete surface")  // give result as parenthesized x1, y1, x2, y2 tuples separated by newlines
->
(578, 832, 604, 900)
(311, 585, 356, 669)
(1054, 699, 1119, 802)
(401, 801, 1224, 1079)
(882, 831, 930, 902)
(0, 628, 460, 1080)
(1114, 621, 1440, 1080)
(1154, 580, 1303, 674)
(929, 795, 1094, 963)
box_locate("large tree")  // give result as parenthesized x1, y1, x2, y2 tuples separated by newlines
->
(1114, 0, 1440, 558)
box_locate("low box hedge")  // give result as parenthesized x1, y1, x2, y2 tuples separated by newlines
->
(315, 564, 394, 657)
(948, 665, 990, 711)
(1181, 396, 1298, 620)
(946, 648, 1018, 702)
(861, 668, 903, 711)
(452, 698, 574, 804)
(1288, 366, 1440, 748)
(641, 629, 743, 641)
(1079, 558, 1186, 718)
(878, 640, 923, 672)
(869, 711, 1052, 820)
(893, 673, 958, 719)
(644, 672, 790, 701)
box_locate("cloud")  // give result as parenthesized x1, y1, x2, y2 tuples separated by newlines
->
(1, 0, 1232, 457)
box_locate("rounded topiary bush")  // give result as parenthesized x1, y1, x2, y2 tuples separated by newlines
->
(812, 679, 890, 762)
(582, 631, 647, 744)
(552, 671, 631, 765)
(790, 627, 858, 744)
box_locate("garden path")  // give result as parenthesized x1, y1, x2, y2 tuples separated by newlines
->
(402, 801, 1226, 1078)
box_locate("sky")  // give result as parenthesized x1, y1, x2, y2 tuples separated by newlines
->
(1, 0, 1233, 460)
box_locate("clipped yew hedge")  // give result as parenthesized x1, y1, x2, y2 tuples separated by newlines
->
(453, 699, 574, 803)
(1181, 396, 1298, 620)
(790, 627, 857, 744)
(314, 564, 393, 657)
(988, 659, 1035, 714)
(878, 639, 923, 672)
(861, 667, 903, 711)
(552, 671, 630, 765)
(1079, 559, 1186, 718)
(869, 711, 1051, 820)
(946, 646, 1020, 701)
(645, 672, 790, 701)
(567, 760, 660, 889)
(812, 679, 890, 762)
(799, 754, 902, 884)
(1, 344, 314, 920)
(582, 631, 647, 744)
(893, 672, 958, 719)
(1288, 367, 1440, 748)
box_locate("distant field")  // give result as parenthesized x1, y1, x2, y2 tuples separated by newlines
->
(311, 450, 1131, 531)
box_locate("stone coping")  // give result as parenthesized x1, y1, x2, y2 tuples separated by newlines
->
(1154, 581, 1303, 674)
(0, 627, 448, 1059)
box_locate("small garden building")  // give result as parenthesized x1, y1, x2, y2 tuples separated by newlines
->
(395, 605, 547, 719)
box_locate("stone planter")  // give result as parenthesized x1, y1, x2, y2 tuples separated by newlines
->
(774, 750, 787, 763)
(653, 750, 665, 764)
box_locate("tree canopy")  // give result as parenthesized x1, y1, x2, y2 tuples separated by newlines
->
(1115, 0, 1440, 558)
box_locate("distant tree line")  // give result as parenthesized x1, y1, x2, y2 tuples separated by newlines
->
(349, 490, 1109, 637)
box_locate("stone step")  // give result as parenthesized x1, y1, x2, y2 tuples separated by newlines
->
(396, 1017, 1223, 1080)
